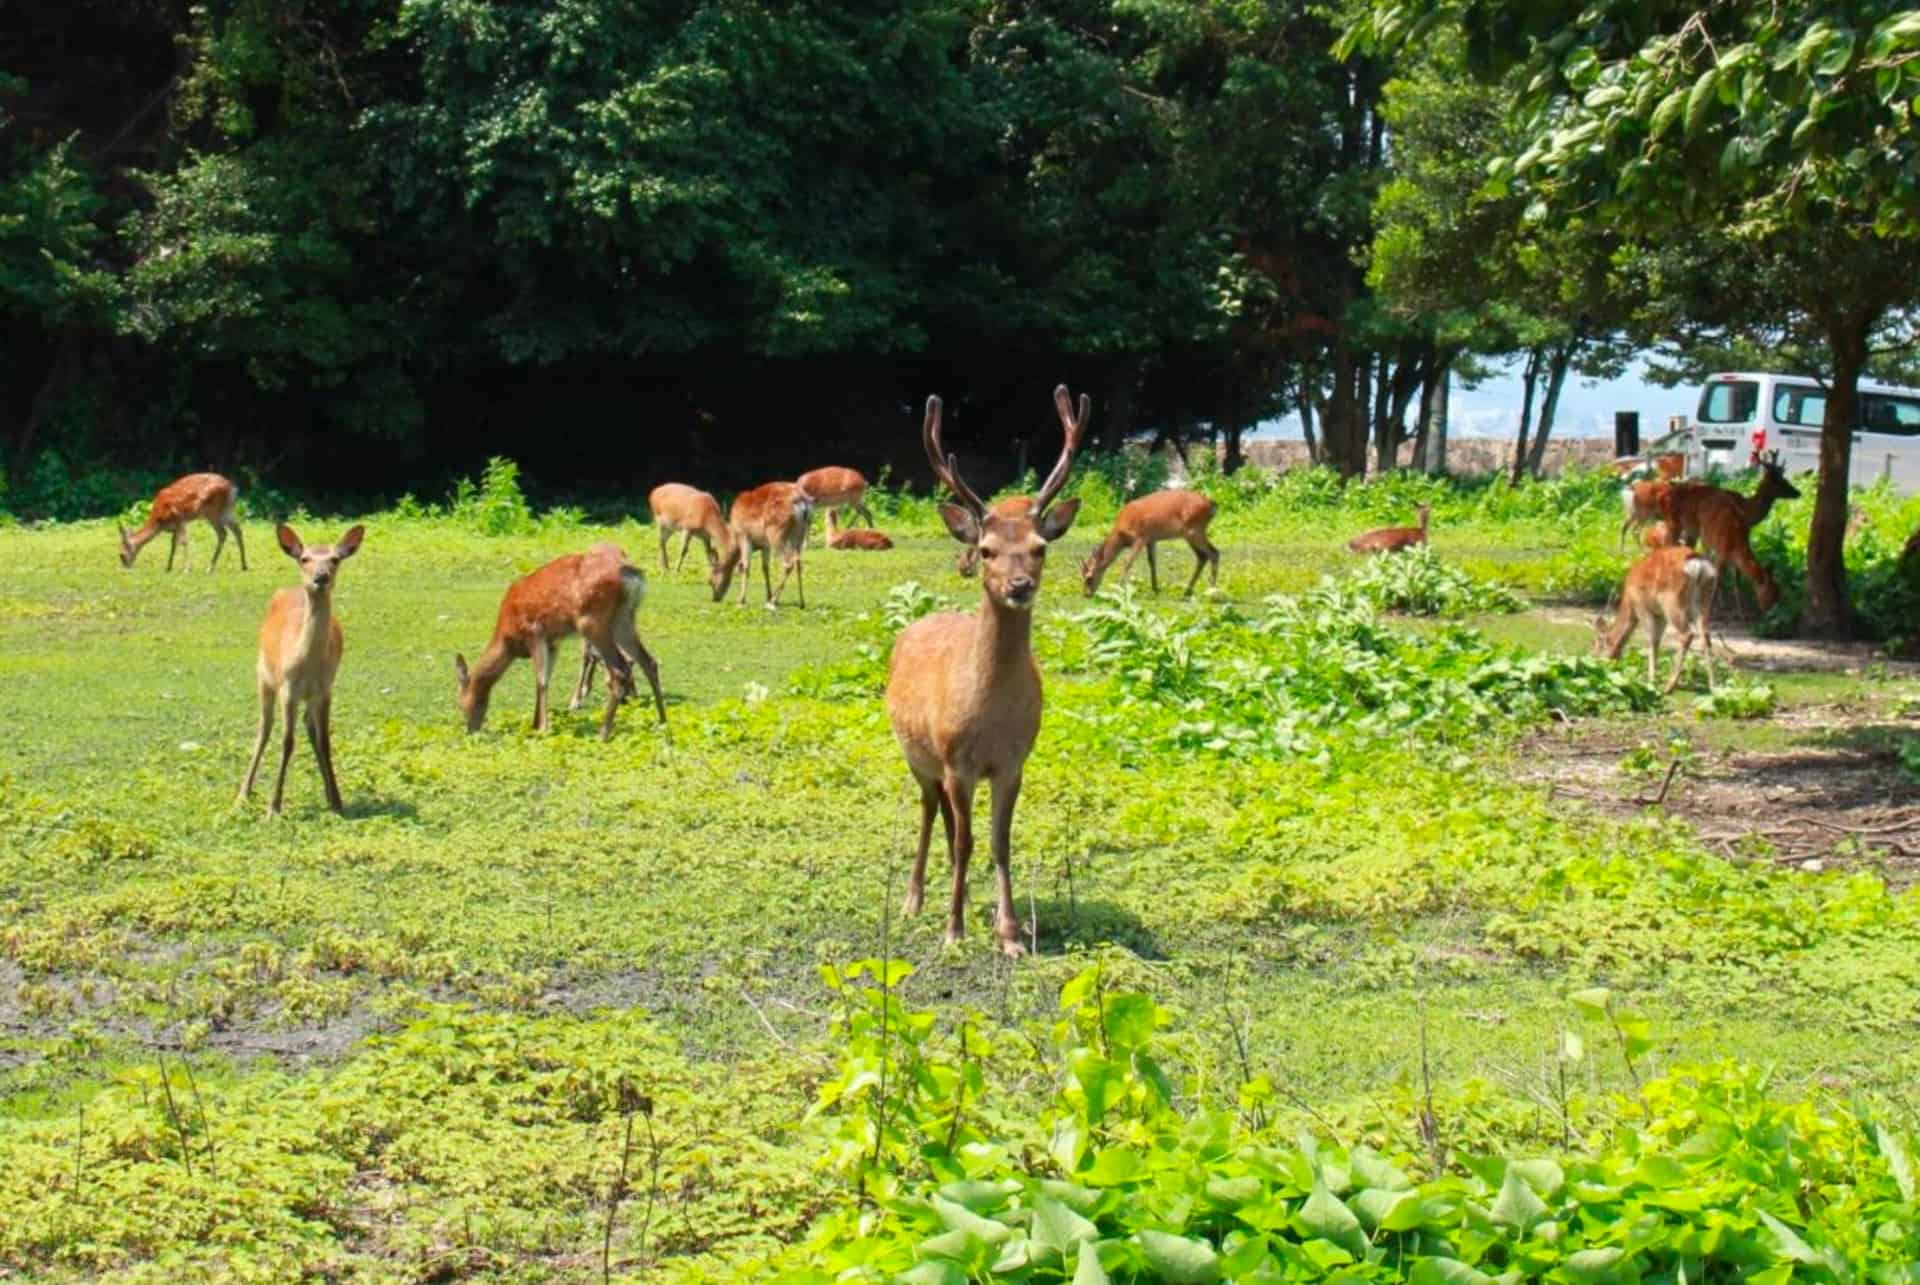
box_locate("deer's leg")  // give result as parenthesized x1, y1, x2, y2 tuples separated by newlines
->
(1644, 616, 1666, 689)
(761, 543, 775, 603)
(269, 692, 299, 817)
(230, 520, 248, 570)
(1697, 619, 1716, 690)
(987, 771, 1026, 957)
(569, 647, 598, 712)
(659, 525, 672, 572)
(738, 549, 754, 605)
(626, 638, 666, 727)
(1664, 625, 1694, 695)
(775, 549, 803, 609)
(239, 682, 275, 803)
(905, 776, 939, 916)
(941, 775, 977, 947)
(530, 635, 553, 731)
(1146, 542, 1160, 593)
(1119, 543, 1143, 583)
(1183, 536, 1214, 597)
(308, 697, 344, 812)
(208, 521, 228, 571)
(166, 531, 179, 572)
(856, 499, 874, 528)
(677, 530, 696, 572)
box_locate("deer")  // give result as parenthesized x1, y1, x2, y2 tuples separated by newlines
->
(1593, 544, 1719, 694)
(1618, 480, 1674, 551)
(728, 482, 815, 608)
(119, 472, 247, 572)
(824, 510, 894, 550)
(1661, 452, 1800, 611)
(454, 544, 667, 741)
(648, 482, 736, 599)
(1079, 490, 1221, 597)
(796, 466, 874, 541)
(1346, 503, 1431, 556)
(888, 385, 1086, 956)
(958, 496, 1037, 576)
(1641, 521, 1676, 550)
(237, 524, 364, 817)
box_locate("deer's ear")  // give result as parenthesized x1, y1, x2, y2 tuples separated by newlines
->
(1037, 498, 1081, 542)
(336, 525, 366, 559)
(276, 525, 303, 559)
(937, 503, 979, 546)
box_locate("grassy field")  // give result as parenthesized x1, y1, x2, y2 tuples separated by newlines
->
(1, 471, 1918, 1280)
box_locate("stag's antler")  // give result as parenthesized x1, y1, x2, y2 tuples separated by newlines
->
(1036, 384, 1089, 513)
(922, 395, 987, 518)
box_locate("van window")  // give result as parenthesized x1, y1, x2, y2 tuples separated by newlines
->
(1698, 380, 1759, 423)
(1861, 393, 1920, 437)
(1772, 384, 1826, 427)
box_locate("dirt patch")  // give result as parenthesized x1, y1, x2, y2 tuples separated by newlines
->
(1523, 704, 1920, 884)
(1538, 607, 1920, 676)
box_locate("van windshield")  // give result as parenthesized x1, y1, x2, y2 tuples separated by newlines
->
(1698, 380, 1759, 423)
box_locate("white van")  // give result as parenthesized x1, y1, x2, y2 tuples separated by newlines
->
(1689, 371, 1920, 492)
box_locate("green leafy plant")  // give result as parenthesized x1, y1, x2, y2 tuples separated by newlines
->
(1693, 680, 1778, 721)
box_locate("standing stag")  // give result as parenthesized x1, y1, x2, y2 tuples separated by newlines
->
(728, 482, 814, 608)
(796, 467, 874, 540)
(120, 472, 248, 571)
(1594, 544, 1719, 693)
(887, 386, 1085, 956)
(1347, 504, 1431, 556)
(648, 482, 736, 600)
(238, 524, 364, 816)
(1079, 490, 1220, 597)
(455, 544, 666, 741)
(1660, 453, 1800, 610)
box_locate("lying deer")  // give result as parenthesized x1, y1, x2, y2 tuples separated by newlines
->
(1661, 453, 1800, 611)
(1593, 544, 1718, 693)
(1347, 503, 1431, 556)
(648, 482, 736, 599)
(958, 496, 1036, 576)
(824, 510, 893, 550)
(729, 482, 814, 608)
(238, 524, 364, 816)
(1080, 490, 1220, 596)
(796, 466, 874, 540)
(455, 544, 666, 741)
(888, 385, 1085, 955)
(120, 472, 248, 571)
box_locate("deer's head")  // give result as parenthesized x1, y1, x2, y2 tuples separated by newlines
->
(1757, 452, 1801, 502)
(116, 524, 137, 568)
(277, 523, 363, 594)
(925, 387, 1085, 612)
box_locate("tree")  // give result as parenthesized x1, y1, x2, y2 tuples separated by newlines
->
(1344, 0, 1920, 636)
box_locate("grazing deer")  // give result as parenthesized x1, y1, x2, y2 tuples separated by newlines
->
(455, 544, 666, 741)
(1079, 490, 1220, 597)
(796, 467, 874, 541)
(238, 524, 364, 816)
(888, 386, 1085, 956)
(1661, 453, 1800, 611)
(120, 472, 247, 571)
(1593, 544, 1719, 693)
(728, 482, 814, 608)
(648, 482, 736, 600)
(824, 510, 893, 550)
(958, 496, 1036, 576)
(1346, 504, 1431, 556)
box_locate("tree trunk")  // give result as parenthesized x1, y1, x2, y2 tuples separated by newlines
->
(1508, 347, 1542, 487)
(1220, 369, 1244, 475)
(1523, 335, 1579, 478)
(1803, 318, 1866, 638)
(1424, 360, 1450, 475)
(1297, 374, 1319, 466)
(1324, 335, 1369, 477)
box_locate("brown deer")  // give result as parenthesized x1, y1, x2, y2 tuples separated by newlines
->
(824, 510, 894, 550)
(796, 466, 874, 540)
(1661, 453, 1800, 611)
(238, 524, 364, 816)
(120, 472, 247, 571)
(1593, 544, 1719, 693)
(1641, 520, 1676, 550)
(1618, 480, 1674, 551)
(455, 544, 666, 741)
(958, 496, 1036, 576)
(1079, 490, 1220, 596)
(648, 482, 736, 600)
(888, 385, 1086, 956)
(728, 482, 815, 608)
(1346, 504, 1431, 556)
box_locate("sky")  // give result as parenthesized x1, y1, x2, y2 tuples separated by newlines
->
(1251, 356, 1699, 441)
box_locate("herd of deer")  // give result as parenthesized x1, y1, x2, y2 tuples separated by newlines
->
(110, 414, 1813, 951)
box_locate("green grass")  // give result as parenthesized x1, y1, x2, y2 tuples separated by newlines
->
(1, 494, 1917, 1280)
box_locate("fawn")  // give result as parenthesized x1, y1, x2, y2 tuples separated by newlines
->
(1347, 504, 1431, 556)
(238, 524, 364, 816)
(649, 482, 736, 600)
(1594, 545, 1719, 694)
(728, 482, 814, 607)
(120, 472, 247, 572)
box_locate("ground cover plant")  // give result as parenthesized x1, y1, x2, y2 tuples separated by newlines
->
(1, 461, 1917, 1280)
